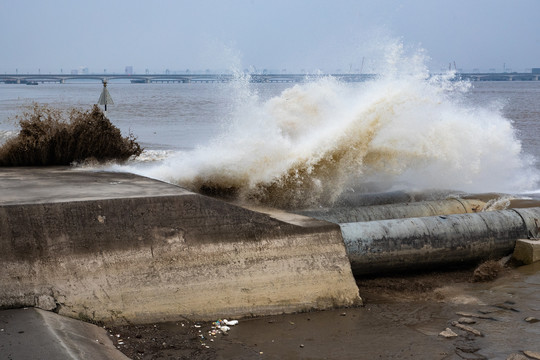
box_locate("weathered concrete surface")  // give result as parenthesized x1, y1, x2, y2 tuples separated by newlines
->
(513, 238, 540, 264)
(0, 167, 360, 324)
(0, 308, 129, 359)
(296, 198, 485, 223)
(0, 167, 192, 205)
(343, 208, 540, 275)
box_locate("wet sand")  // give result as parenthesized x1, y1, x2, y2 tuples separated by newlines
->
(108, 261, 540, 360)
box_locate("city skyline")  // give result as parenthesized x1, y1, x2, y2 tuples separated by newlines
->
(4, 65, 538, 76)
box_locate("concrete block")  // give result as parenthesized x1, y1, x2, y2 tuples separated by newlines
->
(513, 239, 540, 265)
(0, 168, 361, 325)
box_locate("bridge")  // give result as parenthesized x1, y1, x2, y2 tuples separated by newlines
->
(1, 72, 538, 85)
(0, 73, 377, 84)
(457, 72, 540, 81)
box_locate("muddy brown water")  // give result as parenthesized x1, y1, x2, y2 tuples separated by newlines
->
(109, 262, 540, 360)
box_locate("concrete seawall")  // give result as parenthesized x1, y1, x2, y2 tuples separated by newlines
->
(0, 168, 361, 324)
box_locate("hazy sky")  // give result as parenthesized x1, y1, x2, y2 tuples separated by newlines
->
(1, 0, 539, 74)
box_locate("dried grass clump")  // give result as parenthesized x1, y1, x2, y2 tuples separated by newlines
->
(0, 104, 142, 166)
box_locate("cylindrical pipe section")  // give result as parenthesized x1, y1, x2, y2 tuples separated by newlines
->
(297, 199, 485, 223)
(334, 189, 466, 207)
(342, 208, 540, 276)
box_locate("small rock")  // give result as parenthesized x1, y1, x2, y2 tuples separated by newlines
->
(525, 317, 540, 323)
(300, 344, 305, 348)
(524, 351, 540, 360)
(439, 328, 458, 338)
(456, 311, 497, 321)
(451, 321, 483, 337)
(493, 303, 520, 312)
(478, 309, 497, 314)
(456, 343, 481, 353)
(458, 317, 477, 324)
(455, 349, 487, 359)
(340, 312, 347, 316)
(506, 354, 529, 360)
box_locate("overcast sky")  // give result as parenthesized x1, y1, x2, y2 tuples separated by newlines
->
(1, 0, 539, 74)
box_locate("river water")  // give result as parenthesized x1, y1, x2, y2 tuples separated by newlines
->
(2, 74, 540, 207)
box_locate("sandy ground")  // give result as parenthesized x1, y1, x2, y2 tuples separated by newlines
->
(108, 261, 540, 360)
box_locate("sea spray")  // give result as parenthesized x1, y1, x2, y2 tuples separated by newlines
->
(118, 61, 538, 209)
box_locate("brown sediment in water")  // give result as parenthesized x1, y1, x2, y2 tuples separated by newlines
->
(0, 103, 142, 166)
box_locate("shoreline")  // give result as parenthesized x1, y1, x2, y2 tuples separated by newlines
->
(107, 261, 540, 360)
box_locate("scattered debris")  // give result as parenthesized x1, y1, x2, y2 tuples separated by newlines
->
(206, 319, 240, 339)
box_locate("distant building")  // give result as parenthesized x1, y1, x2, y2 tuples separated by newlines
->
(532, 68, 540, 74)
(71, 67, 89, 75)
(125, 66, 133, 75)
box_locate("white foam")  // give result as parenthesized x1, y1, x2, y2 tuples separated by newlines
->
(113, 46, 539, 208)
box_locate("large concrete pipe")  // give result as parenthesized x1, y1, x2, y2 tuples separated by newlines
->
(297, 199, 485, 223)
(342, 208, 540, 276)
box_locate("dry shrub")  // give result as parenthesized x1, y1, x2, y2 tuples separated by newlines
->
(0, 104, 142, 166)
